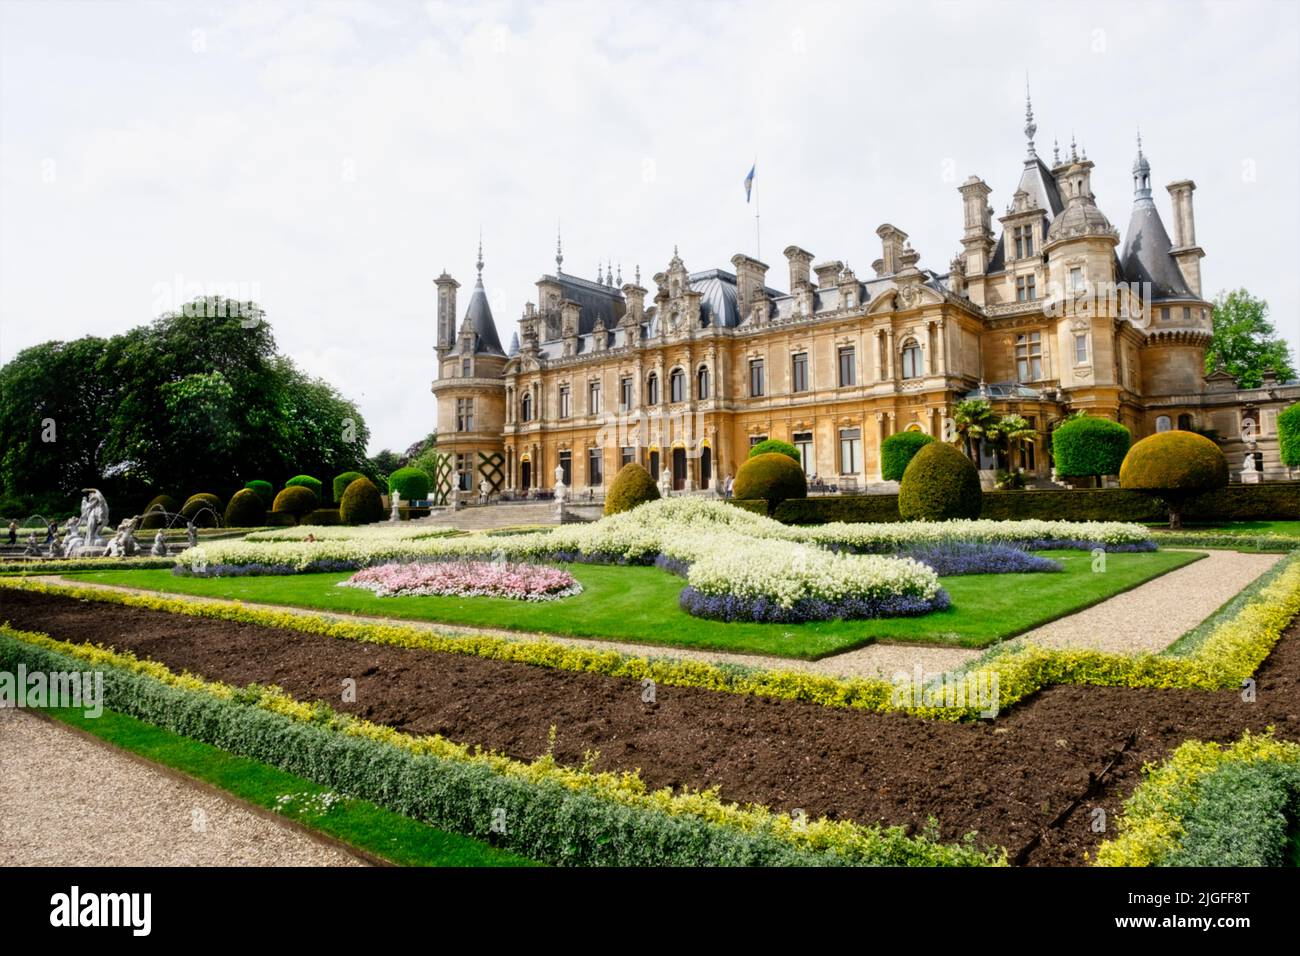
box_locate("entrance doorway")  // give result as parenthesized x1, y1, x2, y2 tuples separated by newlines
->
(520, 460, 531, 491)
(700, 445, 712, 488)
(672, 447, 687, 490)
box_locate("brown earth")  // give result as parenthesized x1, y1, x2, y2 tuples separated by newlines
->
(3, 587, 1297, 866)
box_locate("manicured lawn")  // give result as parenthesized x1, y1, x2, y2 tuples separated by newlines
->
(71, 549, 1202, 657)
(43, 706, 536, 867)
(1149, 521, 1300, 536)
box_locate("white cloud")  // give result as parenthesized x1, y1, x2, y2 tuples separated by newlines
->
(2, 0, 1297, 455)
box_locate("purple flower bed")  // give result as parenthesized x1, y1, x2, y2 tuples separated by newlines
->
(897, 542, 1063, 576)
(653, 554, 692, 577)
(173, 559, 360, 577)
(679, 586, 951, 624)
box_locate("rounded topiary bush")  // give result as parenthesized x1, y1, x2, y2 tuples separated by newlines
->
(1052, 416, 1131, 482)
(898, 441, 982, 521)
(604, 463, 661, 515)
(271, 485, 318, 523)
(880, 432, 936, 482)
(733, 452, 808, 515)
(1120, 430, 1228, 529)
(1279, 402, 1300, 469)
(285, 475, 323, 501)
(332, 471, 366, 503)
(339, 476, 384, 526)
(139, 494, 179, 530)
(387, 466, 431, 502)
(180, 493, 224, 527)
(223, 488, 267, 528)
(244, 480, 274, 508)
(748, 439, 800, 465)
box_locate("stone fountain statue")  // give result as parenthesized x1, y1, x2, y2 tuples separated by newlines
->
(659, 466, 672, 498)
(390, 491, 402, 522)
(103, 516, 140, 557)
(81, 488, 109, 547)
(151, 528, 169, 557)
(186, 521, 198, 549)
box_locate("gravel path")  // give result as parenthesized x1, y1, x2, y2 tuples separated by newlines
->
(0, 708, 368, 867)
(1020, 549, 1283, 654)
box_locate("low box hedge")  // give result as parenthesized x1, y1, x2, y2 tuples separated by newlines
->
(768, 483, 1300, 525)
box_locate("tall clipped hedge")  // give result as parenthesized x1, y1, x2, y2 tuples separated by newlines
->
(223, 488, 267, 528)
(180, 493, 224, 527)
(387, 466, 430, 502)
(285, 475, 323, 501)
(880, 432, 935, 482)
(271, 485, 318, 523)
(139, 494, 179, 530)
(1052, 416, 1130, 482)
(1280, 402, 1300, 469)
(748, 439, 800, 464)
(332, 471, 366, 503)
(733, 453, 807, 515)
(244, 480, 274, 508)
(604, 463, 661, 515)
(898, 441, 981, 521)
(339, 476, 384, 525)
(1120, 430, 1229, 529)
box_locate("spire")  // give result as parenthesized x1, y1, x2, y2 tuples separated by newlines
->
(1023, 76, 1037, 158)
(555, 224, 563, 274)
(1069, 133, 1078, 163)
(616, 262, 622, 285)
(635, 264, 641, 285)
(475, 230, 484, 282)
(1132, 128, 1153, 204)
(605, 261, 614, 286)
(1052, 137, 1060, 165)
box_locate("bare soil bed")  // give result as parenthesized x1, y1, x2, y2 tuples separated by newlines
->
(4, 588, 1297, 866)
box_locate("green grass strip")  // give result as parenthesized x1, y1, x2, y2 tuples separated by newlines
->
(41, 705, 537, 868)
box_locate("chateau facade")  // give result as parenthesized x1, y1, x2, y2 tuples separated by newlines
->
(432, 104, 1297, 496)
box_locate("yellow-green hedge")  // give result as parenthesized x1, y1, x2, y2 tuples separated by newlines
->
(1093, 731, 1300, 867)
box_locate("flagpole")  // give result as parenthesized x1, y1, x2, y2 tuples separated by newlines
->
(753, 159, 761, 260)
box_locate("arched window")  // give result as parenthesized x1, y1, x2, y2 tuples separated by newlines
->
(697, 365, 710, 400)
(1155, 415, 1171, 432)
(646, 373, 659, 405)
(1177, 413, 1193, 431)
(669, 368, 685, 403)
(520, 393, 533, 422)
(900, 339, 922, 379)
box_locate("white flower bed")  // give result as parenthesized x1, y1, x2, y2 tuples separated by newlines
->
(180, 498, 1153, 573)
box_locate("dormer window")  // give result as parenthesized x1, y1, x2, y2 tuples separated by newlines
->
(1069, 267, 1085, 292)
(1014, 225, 1035, 259)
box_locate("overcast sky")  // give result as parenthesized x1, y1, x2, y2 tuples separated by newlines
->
(2, 0, 1298, 454)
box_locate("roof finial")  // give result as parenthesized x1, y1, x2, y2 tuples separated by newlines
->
(1024, 75, 1037, 157)
(555, 223, 563, 274)
(616, 261, 622, 285)
(476, 229, 484, 279)
(1052, 137, 1060, 165)
(635, 264, 641, 285)
(606, 261, 614, 286)
(1069, 133, 1078, 162)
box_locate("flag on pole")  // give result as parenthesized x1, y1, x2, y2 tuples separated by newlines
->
(744, 163, 755, 203)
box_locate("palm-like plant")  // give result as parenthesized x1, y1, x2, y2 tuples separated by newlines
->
(993, 414, 1036, 472)
(951, 399, 999, 462)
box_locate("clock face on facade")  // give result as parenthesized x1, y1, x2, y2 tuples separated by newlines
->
(670, 309, 682, 330)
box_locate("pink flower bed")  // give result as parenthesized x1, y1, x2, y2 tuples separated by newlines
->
(339, 560, 582, 601)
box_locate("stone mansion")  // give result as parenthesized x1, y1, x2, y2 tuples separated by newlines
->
(431, 104, 1298, 496)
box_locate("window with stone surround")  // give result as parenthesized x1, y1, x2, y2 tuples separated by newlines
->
(900, 339, 922, 379)
(839, 428, 862, 474)
(456, 397, 474, 432)
(670, 367, 685, 403)
(620, 376, 633, 410)
(588, 447, 603, 486)
(1013, 225, 1035, 259)
(749, 359, 765, 397)
(588, 380, 601, 415)
(558, 385, 571, 419)
(646, 373, 659, 405)
(838, 346, 856, 387)
(1016, 274, 1037, 302)
(1073, 333, 1088, 365)
(696, 365, 710, 400)
(1016, 332, 1043, 382)
(791, 352, 809, 393)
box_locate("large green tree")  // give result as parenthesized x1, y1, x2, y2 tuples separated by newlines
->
(1205, 289, 1296, 388)
(1, 298, 370, 512)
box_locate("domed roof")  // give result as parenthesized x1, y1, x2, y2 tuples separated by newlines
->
(1046, 197, 1117, 244)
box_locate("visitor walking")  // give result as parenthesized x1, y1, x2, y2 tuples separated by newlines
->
(723, 474, 734, 499)
(7, 520, 16, 545)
